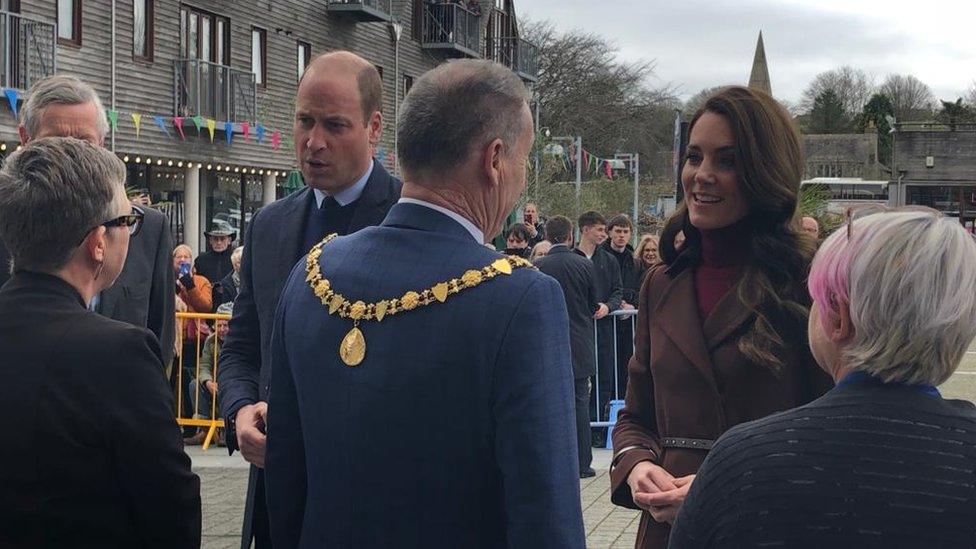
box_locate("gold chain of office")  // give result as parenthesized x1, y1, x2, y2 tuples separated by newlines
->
(305, 233, 533, 366)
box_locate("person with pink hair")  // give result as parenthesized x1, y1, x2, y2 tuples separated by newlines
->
(670, 207, 976, 547)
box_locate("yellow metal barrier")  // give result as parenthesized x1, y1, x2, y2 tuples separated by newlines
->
(175, 311, 231, 451)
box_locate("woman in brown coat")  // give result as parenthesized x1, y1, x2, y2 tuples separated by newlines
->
(609, 86, 833, 549)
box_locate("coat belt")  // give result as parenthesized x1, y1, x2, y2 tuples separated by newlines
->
(660, 437, 714, 450)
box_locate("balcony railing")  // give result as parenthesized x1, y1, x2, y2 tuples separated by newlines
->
(488, 36, 539, 83)
(324, 0, 393, 23)
(0, 11, 56, 91)
(421, 2, 481, 58)
(174, 59, 256, 123)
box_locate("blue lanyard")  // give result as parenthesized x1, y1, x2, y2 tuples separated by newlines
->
(836, 370, 941, 398)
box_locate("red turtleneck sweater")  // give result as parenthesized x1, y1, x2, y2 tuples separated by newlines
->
(694, 219, 751, 323)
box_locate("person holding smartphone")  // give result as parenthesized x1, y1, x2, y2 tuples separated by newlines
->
(172, 244, 213, 426)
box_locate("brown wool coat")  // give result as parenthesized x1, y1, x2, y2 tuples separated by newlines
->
(610, 264, 833, 549)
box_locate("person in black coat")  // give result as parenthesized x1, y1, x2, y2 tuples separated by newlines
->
(671, 209, 976, 548)
(574, 211, 623, 433)
(218, 51, 402, 549)
(535, 215, 600, 477)
(195, 226, 236, 284)
(602, 214, 642, 401)
(212, 246, 242, 309)
(0, 137, 200, 548)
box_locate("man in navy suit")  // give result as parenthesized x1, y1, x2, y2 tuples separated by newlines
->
(218, 51, 401, 548)
(265, 59, 585, 548)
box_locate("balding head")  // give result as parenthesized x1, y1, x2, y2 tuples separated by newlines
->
(299, 51, 382, 124)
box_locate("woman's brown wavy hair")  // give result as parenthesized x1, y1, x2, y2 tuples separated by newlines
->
(660, 85, 816, 371)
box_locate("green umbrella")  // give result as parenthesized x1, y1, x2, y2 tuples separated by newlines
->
(282, 170, 305, 196)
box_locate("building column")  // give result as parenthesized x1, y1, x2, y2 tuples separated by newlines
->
(183, 165, 201, 254)
(262, 172, 277, 206)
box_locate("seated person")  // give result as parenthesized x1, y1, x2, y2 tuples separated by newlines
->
(669, 208, 976, 548)
(184, 302, 233, 446)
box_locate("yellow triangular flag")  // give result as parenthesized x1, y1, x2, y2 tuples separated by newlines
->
(131, 113, 142, 139)
(206, 118, 216, 142)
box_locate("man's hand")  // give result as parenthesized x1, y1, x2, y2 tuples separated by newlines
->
(634, 474, 695, 524)
(524, 222, 538, 238)
(204, 380, 217, 396)
(593, 303, 610, 320)
(621, 301, 636, 310)
(235, 402, 268, 468)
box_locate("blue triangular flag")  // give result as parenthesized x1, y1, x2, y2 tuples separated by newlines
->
(4, 88, 19, 117)
(256, 124, 266, 144)
(153, 115, 171, 138)
(225, 121, 233, 145)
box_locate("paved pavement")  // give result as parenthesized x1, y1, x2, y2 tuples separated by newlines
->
(190, 447, 641, 549)
(192, 343, 976, 548)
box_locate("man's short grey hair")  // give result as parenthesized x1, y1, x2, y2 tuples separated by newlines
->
(397, 59, 531, 178)
(0, 137, 126, 272)
(812, 211, 976, 385)
(20, 75, 110, 139)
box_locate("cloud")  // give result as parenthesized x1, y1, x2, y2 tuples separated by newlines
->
(520, 0, 976, 105)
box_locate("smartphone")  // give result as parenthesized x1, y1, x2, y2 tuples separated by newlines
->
(179, 262, 191, 278)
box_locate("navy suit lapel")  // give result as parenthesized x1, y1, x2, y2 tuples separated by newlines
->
(275, 187, 314, 285)
(349, 161, 400, 233)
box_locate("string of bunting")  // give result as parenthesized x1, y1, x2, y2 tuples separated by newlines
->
(87, 106, 290, 151)
(560, 146, 618, 180)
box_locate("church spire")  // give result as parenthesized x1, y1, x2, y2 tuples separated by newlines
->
(748, 31, 771, 96)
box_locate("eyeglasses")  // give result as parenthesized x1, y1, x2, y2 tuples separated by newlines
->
(845, 204, 941, 241)
(97, 206, 145, 238)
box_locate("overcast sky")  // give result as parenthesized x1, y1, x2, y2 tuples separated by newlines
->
(520, 0, 976, 106)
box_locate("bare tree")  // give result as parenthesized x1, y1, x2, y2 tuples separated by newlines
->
(682, 86, 723, 116)
(800, 66, 875, 118)
(966, 80, 976, 105)
(878, 74, 935, 121)
(523, 20, 680, 181)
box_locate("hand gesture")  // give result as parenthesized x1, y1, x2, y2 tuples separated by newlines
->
(235, 402, 268, 468)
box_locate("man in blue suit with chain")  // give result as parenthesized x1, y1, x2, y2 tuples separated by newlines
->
(218, 51, 401, 548)
(265, 59, 585, 548)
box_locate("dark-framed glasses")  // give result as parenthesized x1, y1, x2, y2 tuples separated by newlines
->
(845, 204, 941, 241)
(100, 206, 145, 238)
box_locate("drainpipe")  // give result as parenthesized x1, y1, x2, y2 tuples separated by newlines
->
(389, 17, 403, 176)
(110, 0, 116, 151)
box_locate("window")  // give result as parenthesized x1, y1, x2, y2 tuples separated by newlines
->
(297, 41, 311, 80)
(57, 0, 82, 45)
(133, 0, 154, 60)
(403, 75, 414, 97)
(375, 65, 384, 81)
(180, 6, 229, 65)
(252, 27, 266, 86)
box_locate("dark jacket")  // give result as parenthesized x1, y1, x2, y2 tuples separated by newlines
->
(602, 240, 642, 306)
(0, 271, 200, 548)
(266, 203, 585, 548)
(0, 238, 9, 289)
(610, 264, 832, 549)
(195, 247, 234, 285)
(218, 160, 401, 549)
(94, 206, 177, 365)
(670, 380, 976, 548)
(575, 245, 623, 312)
(535, 244, 599, 379)
(212, 270, 239, 310)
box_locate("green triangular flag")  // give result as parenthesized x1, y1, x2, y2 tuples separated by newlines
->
(107, 109, 119, 131)
(191, 115, 205, 133)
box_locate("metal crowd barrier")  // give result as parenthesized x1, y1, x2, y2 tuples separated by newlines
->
(591, 309, 638, 429)
(175, 311, 231, 451)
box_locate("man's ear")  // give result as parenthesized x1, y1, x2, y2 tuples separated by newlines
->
(481, 138, 505, 188)
(82, 227, 108, 264)
(367, 111, 383, 146)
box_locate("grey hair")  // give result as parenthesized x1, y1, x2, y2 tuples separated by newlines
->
(0, 137, 126, 272)
(817, 211, 976, 385)
(20, 75, 110, 139)
(397, 59, 531, 178)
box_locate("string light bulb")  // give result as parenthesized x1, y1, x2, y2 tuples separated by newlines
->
(167, 160, 173, 167)
(177, 161, 184, 168)
(207, 164, 213, 170)
(123, 155, 129, 162)
(145, 157, 152, 165)
(135, 156, 141, 163)
(157, 159, 163, 166)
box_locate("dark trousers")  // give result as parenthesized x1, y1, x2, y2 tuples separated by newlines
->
(242, 467, 272, 549)
(575, 377, 593, 471)
(594, 320, 618, 417)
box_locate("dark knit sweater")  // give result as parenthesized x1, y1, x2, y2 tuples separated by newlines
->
(669, 378, 976, 548)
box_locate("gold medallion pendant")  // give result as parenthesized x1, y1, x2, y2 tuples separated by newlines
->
(340, 325, 366, 367)
(306, 233, 533, 368)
